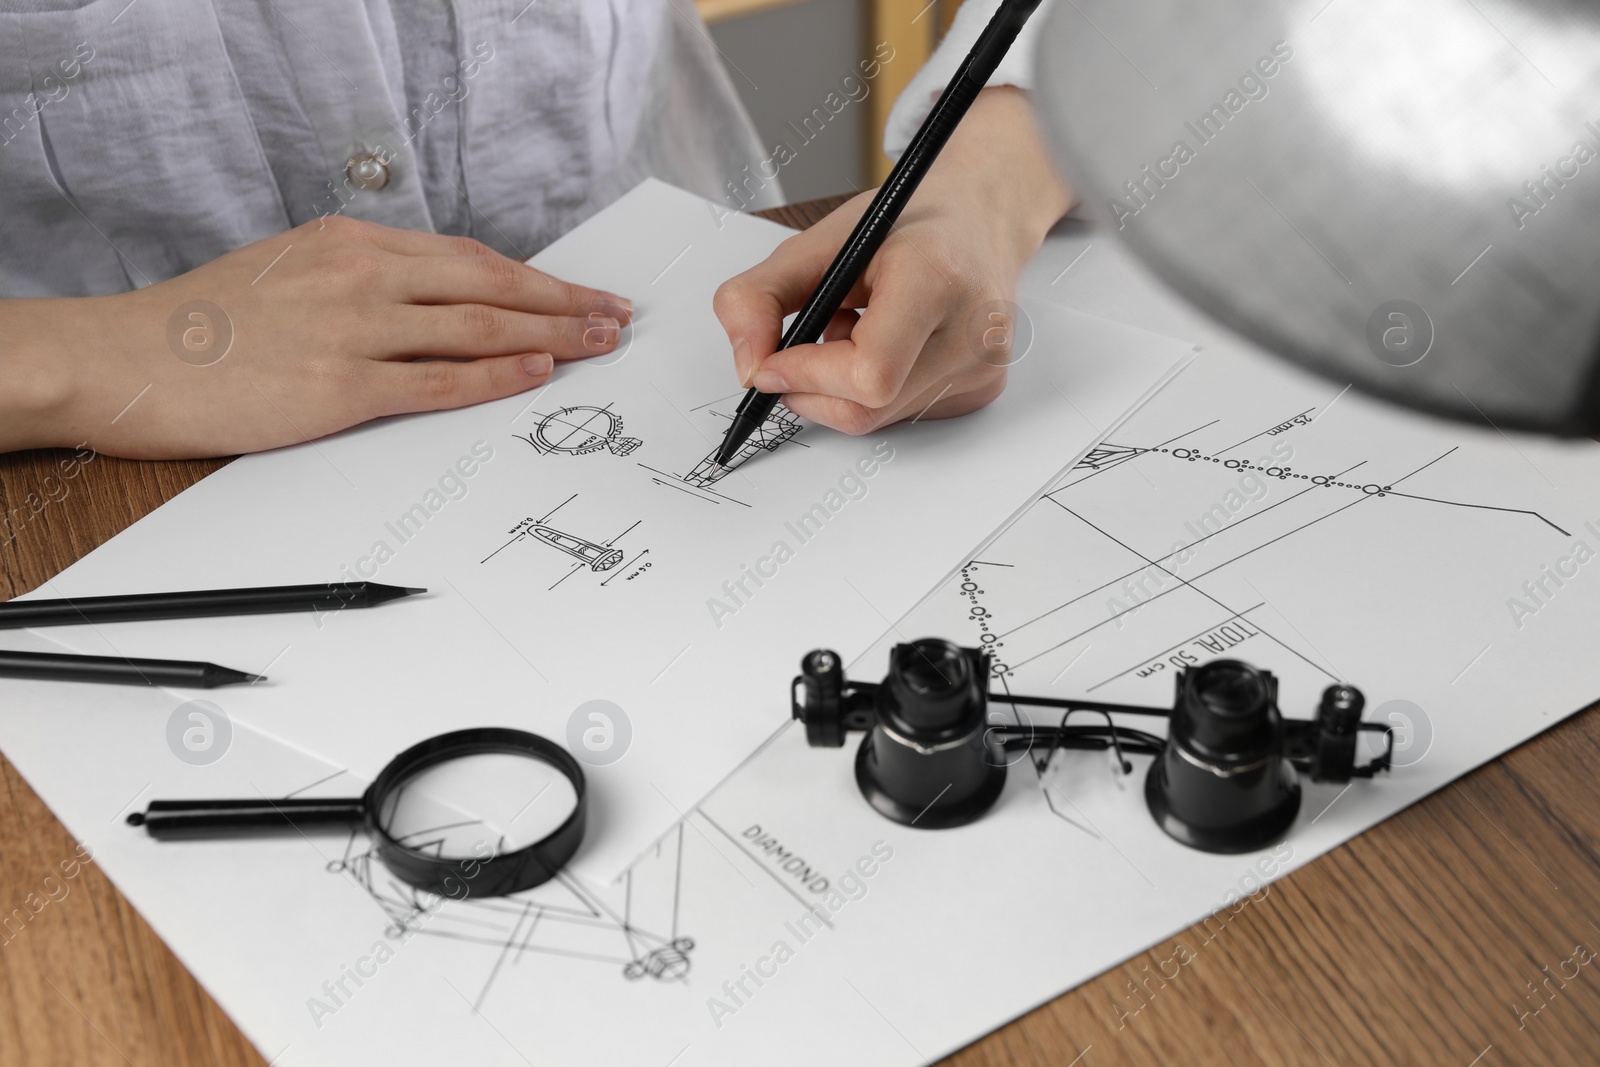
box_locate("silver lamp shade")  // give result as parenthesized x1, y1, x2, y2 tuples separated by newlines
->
(1033, 0, 1600, 435)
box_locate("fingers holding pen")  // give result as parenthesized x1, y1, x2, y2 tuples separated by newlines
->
(713, 214, 873, 386)
(781, 369, 1007, 437)
(749, 274, 941, 409)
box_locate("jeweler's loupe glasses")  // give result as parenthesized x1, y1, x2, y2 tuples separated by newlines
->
(128, 727, 585, 898)
(794, 638, 1396, 853)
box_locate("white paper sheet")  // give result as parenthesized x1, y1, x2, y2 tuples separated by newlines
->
(4, 220, 1599, 1067)
(7, 180, 1190, 878)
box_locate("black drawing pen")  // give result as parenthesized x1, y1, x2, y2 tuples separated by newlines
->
(713, 0, 1043, 469)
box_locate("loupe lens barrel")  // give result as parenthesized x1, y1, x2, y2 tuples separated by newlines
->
(856, 640, 1006, 828)
(129, 797, 366, 839)
(1146, 662, 1301, 852)
(888, 639, 974, 730)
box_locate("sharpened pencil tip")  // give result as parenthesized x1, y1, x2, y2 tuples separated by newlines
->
(363, 582, 428, 605)
(202, 664, 265, 688)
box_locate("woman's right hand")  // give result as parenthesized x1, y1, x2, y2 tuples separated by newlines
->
(0, 216, 633, 458)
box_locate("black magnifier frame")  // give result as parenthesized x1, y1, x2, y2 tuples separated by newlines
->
(127, 727, 586, 899)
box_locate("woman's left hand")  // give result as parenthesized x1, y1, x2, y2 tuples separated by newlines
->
(713, 87, 1074, 435)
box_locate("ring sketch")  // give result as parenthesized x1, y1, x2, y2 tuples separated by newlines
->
(517, 404, 641, 458)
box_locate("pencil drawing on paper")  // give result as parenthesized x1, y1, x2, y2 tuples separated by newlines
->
(960, 403, 1572, 691)
(1072, 443, 1145, 476)
(639, 398, 804, 508)
(327, 823, 697, 1007)
(320, 802, 854, 1009)
(481, 494, 648, 589)
(684, 404, 802, 487)
(531, 524, 626, 571)
(1062, 437, 1567, 534)
(516, 404, 642, 458)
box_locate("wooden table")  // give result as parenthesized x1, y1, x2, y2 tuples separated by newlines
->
(4, 198, 1598, 1067)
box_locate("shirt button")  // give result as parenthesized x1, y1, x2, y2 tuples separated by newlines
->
(345, 150, 390, 191)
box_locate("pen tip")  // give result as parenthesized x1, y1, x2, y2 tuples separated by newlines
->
(243, 673, 266, 685)
(126, 812, 144, 826)
(401, 587, 428, 596)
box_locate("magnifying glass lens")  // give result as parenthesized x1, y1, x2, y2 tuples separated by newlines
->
(378, 752, 580, 861)
(130, 727, 589, 897)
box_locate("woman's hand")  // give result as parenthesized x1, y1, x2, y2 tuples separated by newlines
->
(713, 87, 1073, 435)
(0, 218, 633, 458)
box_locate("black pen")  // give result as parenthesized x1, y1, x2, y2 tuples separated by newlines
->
(0, 582, 425, 629)
(0, 650, 262, 688)
(713, 0, 1043, 469)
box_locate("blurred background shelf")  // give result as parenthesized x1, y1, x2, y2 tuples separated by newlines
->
(697, 0, 965, 197)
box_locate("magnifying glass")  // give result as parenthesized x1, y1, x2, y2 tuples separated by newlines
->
(126, 727, 585, 898)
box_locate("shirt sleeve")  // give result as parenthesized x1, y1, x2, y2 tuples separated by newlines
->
(882, 0, 1056, 161)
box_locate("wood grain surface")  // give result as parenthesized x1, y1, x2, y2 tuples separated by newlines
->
(2, 197, 1598, 1067)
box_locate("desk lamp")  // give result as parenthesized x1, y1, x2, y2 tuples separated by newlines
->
(1033, 0, 1600, 434)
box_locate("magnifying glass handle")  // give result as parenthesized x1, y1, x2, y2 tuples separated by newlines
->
(127, 797, 366, 839)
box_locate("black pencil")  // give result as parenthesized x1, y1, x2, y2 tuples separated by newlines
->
(0, 650, 262, 688)
(0, 582, 425, 629)
(713, 0, 1043, 467)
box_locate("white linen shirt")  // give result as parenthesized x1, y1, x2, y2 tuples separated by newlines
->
(0, 0, 774, 296)
(883, 0, 1051, 160)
